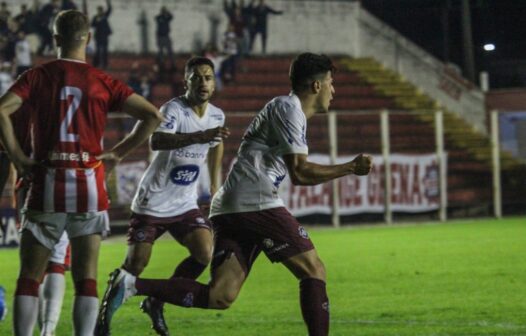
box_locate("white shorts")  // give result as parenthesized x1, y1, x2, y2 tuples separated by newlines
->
(23, 210, 109, 250)
(49, 231, 69, 264)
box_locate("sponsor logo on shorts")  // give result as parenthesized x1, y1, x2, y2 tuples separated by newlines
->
(262, 238, 274, 249)
(134, 229, 146, 242)
(322, 301, 330, 312)
(267, 243, 289, 255)
(196, 217, 205, 225)
(170, 165, 200, 185)
(298, 226, 309, 239)
(183, 293, 194, 307)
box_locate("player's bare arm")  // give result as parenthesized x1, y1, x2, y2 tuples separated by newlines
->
(284, 153, 373, 186)
(207, 141, 224, 196)
(97, 93, 162, 163)
(150, 126, 230, 150)
(0, 92, 36, 175)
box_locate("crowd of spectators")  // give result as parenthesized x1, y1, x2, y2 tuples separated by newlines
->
(0, 0, 285, 99)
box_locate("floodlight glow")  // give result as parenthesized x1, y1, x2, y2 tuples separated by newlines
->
(483, 43, 495, 51)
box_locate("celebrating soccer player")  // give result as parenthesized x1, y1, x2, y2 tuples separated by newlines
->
(96, 53, 373, 336)
(0, 9, 162, 336)
(97, 56, 229, 336)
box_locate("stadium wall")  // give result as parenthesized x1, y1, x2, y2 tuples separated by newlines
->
(6, 1, 486, 132)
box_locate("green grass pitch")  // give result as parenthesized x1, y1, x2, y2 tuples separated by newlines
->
(1, 217, 525, 335)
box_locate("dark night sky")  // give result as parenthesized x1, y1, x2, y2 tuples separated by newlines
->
(361, 0, 526, 88)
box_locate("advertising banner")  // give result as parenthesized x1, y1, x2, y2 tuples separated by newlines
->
(278, 153, 445, 216)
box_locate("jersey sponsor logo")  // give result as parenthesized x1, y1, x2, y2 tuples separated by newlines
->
(49, 151, 91, 162)
(170, 164, 200, 185)
(298, 226, 309, 239)
(210, 113, 224, 121)
(173, 148, 206, 159)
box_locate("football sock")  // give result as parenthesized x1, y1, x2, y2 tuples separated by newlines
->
(73, 279, 98, 336)
(171, 256, 208, 280)
(136, 278, 209, 308)
(39, 270, 66, 335)
(300, 278, 330, 336)
(14, 278, 40, 336)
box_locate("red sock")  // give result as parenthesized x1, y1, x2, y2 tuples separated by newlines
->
(136, 278, 209, 308)
(300, 278, 329, 336)
(15, 278, 40, 297)
(171, 256, 207, 280)
(74, 279, 98, 297)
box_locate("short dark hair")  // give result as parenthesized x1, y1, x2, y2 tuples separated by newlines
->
(185, 57, 215, 78)
(289, 53, 336, 92)
(53, 10, 89, 48)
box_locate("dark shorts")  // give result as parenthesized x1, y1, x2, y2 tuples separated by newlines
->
(127, 209, 212, 245)
(210, 207, 315, 275)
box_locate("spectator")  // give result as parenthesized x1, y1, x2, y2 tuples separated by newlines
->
(91, 0, 112, 69)
(127, 61, 158, 102)
(249, 0, 283, 54)
(221, 23, 238, 83)
(0, 61, 13, 96)
(203, 43, 226, 91)
(155, 6, 173, 65)
(14, 4, 37, 35)
(14, 30, 32, 77)
(61, 0, 77, 10)
(36, 0, 60, 56)
(0, 1, 11, 34)
(239, 0, 253, 57)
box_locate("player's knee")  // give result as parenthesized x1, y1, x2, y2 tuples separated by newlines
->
(301, 257, 326, 281)
(212, 290, 237, 310)
(191, 245, 213, 265)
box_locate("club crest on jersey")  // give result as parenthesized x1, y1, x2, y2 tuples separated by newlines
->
(298, 226, 309, 239)
(170, 165, 200, 185)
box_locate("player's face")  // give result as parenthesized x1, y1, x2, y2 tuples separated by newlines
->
(185, 64, 215, 104)
(316, 71, 334, 113)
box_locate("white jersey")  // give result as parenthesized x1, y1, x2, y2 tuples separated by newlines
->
(210, 93, 308, 216)
(131, 97, 225, 217)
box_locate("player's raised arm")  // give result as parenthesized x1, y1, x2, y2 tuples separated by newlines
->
(97, 93, 162, 162)
(150, 126, 230, 150)
(0, 92, 36, 175)
(284, 153, 373, 186)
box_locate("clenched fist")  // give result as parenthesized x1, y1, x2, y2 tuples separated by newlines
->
(349, 154, 373, 176)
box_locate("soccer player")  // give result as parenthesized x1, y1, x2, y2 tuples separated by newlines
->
(97, 53, 373, 336)
(99, 56, 229, 336)
(0, 9, 162, 336)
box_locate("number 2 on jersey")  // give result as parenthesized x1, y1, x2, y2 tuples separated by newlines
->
(59, 86, 82, 142)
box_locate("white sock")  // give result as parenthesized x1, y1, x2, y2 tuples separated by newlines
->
(73, 296, 99, 336)
(39, 273, 66, 336)
(14, 295, 39, 336)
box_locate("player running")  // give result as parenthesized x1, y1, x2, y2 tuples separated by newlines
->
(0, 9, 162, 336)
(96, 53, 372, 336)
(98, 56, 229, 336)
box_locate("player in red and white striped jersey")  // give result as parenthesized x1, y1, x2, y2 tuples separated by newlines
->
(0, 9, 162, 336)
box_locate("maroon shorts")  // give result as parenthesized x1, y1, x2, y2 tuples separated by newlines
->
(127, 209, 212, 245)
(210, 207, 314, 274)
